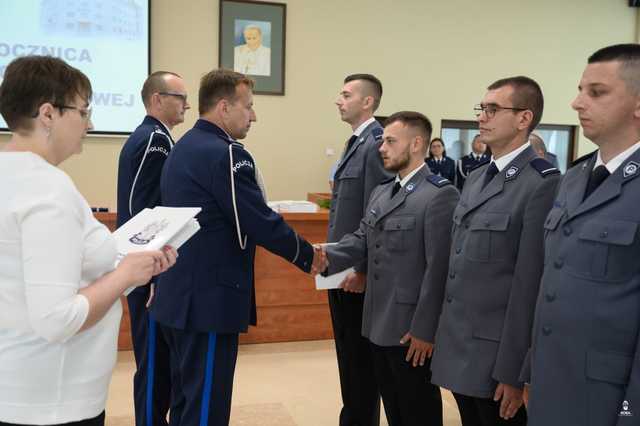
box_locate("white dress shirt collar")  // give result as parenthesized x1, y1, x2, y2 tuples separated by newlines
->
(353, 117, 376, 137)
(594, 140, 640, 174)
(395, 163, 426, 187)
(492, 142, 531, 172)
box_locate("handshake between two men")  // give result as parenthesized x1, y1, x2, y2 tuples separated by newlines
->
(310, 244, 364, 293)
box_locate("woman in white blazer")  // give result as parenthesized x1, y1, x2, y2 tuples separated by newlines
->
(0, 55, 177, 426)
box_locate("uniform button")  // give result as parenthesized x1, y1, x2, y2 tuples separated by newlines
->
(455, 247, 462, 254)
(396, 224, 401, 229)
(600, 231, 608, 238)
(235, 284, 240, 288)
(545, 293, 556, 302)
(542, 326, 552, 336)
(484, 221, 490, 227)
(330, 224, 334, 228)
(376, 244, 381, 249)
(553, 258, 564, 269)
(446, 295, 453, 303)
(374, 274, 379, 280)
(330, 208, 335, 212)
(464, 223, 470, 229)
(379, 225, 383, 231)
(563, 226, 572, 236)
(374, 259, 379, 265)
(449, 271, 456, 279)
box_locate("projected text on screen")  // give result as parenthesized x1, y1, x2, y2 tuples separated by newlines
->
(0, 0, 150, 134)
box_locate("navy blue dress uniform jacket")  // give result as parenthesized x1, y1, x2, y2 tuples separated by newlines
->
(150, 119, 315, 334)
(117, 115, 173, 228)
(426, 156, 456, 183)
(456, 153, 490, 191)
(524, 150, 640, 426)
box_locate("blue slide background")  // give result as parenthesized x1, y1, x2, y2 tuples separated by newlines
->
(0, 0, 149, 134)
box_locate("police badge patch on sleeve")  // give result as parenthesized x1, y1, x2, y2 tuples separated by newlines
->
(619, 400, 633, 417)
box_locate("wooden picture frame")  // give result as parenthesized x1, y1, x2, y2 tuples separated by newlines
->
(219, 0, 286, 95)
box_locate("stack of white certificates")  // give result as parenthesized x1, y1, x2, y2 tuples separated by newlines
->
(112, 206, 202, 265)
(267, 200, 319, 213)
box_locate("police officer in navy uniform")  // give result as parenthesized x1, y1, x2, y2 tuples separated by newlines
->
(456, 134, 490, 191)
(426, 137, 456, 182)
(323, 111, 458, 426)
(116, 71, 190, 426)
(150, 69, 324, 426)
(329, 74, 392, 426)
(523, 44, 640, 426)
(430, 76, 560, 426)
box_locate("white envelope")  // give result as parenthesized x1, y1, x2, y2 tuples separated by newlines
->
(315, 267, 355, 290)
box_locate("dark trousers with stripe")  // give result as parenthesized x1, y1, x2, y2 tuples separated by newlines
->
(128, 288, 172, 426)
(453, 393, 527, 426)
(160, 325, 239, 426)
(328, 290, 381, 426)
(371, 343, 443, 426)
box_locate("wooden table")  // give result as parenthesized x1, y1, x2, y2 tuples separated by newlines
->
(94, 211, 333, 350)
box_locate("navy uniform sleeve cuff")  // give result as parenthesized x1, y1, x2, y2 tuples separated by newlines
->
(293, 236, 314, 273)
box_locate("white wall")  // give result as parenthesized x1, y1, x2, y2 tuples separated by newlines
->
(1, 0, 636, 210)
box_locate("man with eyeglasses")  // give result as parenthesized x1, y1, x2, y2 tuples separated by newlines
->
(116, 70, 190, 426)
(430, 76, 560, 426)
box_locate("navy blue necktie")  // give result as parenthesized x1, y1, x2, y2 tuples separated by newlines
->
(482, 162, 499, 189)
(391, 182, 401, 198)
(343, 135, 357, 159)
(584, 165, 610, 200)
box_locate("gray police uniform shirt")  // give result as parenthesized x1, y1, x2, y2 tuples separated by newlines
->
(525, 143, 640, 426)
(327, 118, 393, 272)
(430, 144, 560, 399)
(326, 164, 459, 346)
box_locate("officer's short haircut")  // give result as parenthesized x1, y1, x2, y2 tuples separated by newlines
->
(199, 69, 255, 115)
(588, 43, 640, 94)
(344, 73, 383, 112)
(487, 76, 543, 135)
(0, 55, 91, 133)
(141, 71, 182, 108)
(384, 111, 432, 144)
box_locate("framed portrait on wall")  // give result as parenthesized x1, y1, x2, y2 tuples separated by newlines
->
(219, 0, 286, 95)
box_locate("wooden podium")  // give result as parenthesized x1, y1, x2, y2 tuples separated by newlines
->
(94, 209, 333, 350)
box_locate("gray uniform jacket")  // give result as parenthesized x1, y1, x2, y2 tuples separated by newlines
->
(525, 150, 640, 426)
(327, 120, 393, 272)
(430, 146, 560, 398)
(325, 166, 459, 346)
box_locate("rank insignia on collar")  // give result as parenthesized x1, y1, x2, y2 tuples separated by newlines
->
(505, 165, 519, 179)
(360, 137, 365, 142)
(623, 161, 639, 178)
(406, 183, 415, 192)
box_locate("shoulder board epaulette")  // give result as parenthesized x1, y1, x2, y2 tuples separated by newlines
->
(469, 158, 490, 172)
(530, 157, 560, 177)
(152, 125, 169, 137)
(380, 176, 395, 185)
(571, 150, 596, 167)
(426, 174, 452, 187)
(371, 127, 383, 141)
